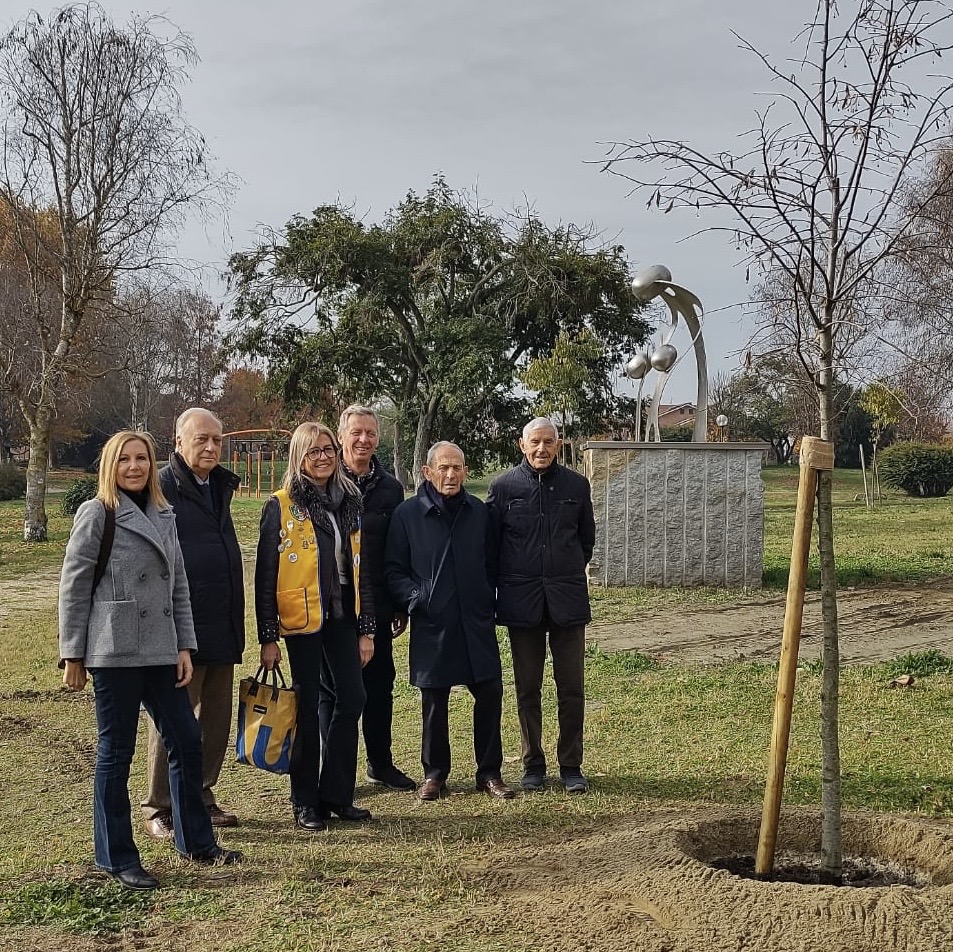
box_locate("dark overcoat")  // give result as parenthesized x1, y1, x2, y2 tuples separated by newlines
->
(486, 459, 595, 628)
(384, 485, 501, 689)
(160, 453, 245, 665)
(350, 458, 405, 620)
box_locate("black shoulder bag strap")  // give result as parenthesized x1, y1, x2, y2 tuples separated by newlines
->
(91, 503, 116, 599)
(427, 507, 463, 610)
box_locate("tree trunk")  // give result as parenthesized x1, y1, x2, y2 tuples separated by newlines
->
(817, 465, 841, 879)
(817, 312, 842, 879)
(127, 369, 145, 432)
(23, 410, 53, 542)
(412, 393, 441, 487)
(391, 416, 411, 490)
(391, 417, 404, 489)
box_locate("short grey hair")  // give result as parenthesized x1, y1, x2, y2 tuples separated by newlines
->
(522, 417, 559, 441)
(338, 403, 380, 434)
(426, 441, 465, 466)
(175, 407, 223, 438)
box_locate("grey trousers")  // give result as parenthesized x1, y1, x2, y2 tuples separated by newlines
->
(508, 622, 585, 771)
(142, 662, 234, 818)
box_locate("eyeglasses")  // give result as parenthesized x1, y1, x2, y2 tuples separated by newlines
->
(305, 446, 338, 461)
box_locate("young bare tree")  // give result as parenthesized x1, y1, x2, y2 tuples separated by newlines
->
(0, 3, 226, 540)
(604, 0, 953, 876)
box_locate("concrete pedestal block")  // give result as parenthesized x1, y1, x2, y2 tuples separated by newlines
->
(583, 441, 769, 589)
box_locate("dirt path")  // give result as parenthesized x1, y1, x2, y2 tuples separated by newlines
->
(0, 568, 62, 624)
(7, 568, 953, 666)
(588, 578, 953, 665)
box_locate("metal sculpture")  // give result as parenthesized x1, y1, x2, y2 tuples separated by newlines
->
(625, 265, 709, 442)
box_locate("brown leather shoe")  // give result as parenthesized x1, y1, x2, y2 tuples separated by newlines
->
(144, 813, 174, 839)
(477, 777, 516, 800)
(208, 805, 240, 828)
(417, 778, 448, 801)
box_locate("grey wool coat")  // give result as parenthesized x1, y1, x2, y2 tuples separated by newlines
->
(58, 494, 197, 667)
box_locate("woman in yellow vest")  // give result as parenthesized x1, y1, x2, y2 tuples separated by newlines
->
(255, 422, 376, 830)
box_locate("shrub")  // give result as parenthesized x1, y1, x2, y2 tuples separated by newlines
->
(878, 443, 953, 498)
(0, 463, 26, 501)
(61, 476, 98, 515)
(881, 649, 953, 680)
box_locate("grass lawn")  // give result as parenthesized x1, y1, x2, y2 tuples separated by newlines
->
(0, 465, 951, 949)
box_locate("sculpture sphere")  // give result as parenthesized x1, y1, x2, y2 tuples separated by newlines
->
(631, 264, 673, 303)
(650, 343, 678, 372)
(625, 353, 651, 379)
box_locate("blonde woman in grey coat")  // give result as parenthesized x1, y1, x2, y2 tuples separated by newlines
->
(59, 430, 242, 890)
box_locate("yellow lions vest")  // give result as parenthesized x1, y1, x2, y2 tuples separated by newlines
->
(273, 488, 362, 636)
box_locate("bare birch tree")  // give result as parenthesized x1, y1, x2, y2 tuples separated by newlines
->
(604, 0, 953, 876)
(0, 3, 227, 540)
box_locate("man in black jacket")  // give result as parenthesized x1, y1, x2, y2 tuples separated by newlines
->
(142, 408, 244, 837)
(385, 442, 514, 801)
(486, 418, 596, 794)
(328, 405, 416, 792)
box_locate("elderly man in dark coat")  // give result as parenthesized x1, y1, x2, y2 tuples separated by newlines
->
(385, 441, 514, 801)
(142, 408, 245, 837)
(486, 417, 595, 794)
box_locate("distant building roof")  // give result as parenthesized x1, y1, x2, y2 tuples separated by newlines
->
(657, 403, 696, 428)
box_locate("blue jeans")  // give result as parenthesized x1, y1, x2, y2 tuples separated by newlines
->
(91, 665, 217, 872)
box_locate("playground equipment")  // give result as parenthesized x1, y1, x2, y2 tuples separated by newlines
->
(223, 429, 292, 498)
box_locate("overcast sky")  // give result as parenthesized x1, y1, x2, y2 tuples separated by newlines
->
(2, 0, 811, 402)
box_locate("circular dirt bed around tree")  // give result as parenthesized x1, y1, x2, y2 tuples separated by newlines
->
(685, 810, 949, 889)
(466, 806, 953, 952)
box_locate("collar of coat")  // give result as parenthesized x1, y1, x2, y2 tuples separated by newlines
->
(167, 451, 240, 499)
(342, 455, 380, 494)
(519, 458, 561, 481)
(113, 490, 175, 562)
(415, 481, 474, 515)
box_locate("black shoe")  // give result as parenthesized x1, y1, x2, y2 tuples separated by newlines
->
(321, 802, 372, 822)
(560, 768, 589, 794)
(111, 865, 159, 890)
(187, 846, 244, 866)
(521, 769, 547, 792)
(366, 764, 417, 792)
(293, 805, 327, 831)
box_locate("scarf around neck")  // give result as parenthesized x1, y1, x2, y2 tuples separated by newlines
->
(424, 479, 466, 516)
(288, 473, 361, 537)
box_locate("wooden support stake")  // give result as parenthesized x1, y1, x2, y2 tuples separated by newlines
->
(755, 436, 834, 878)
(231, 451, 243, 498)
